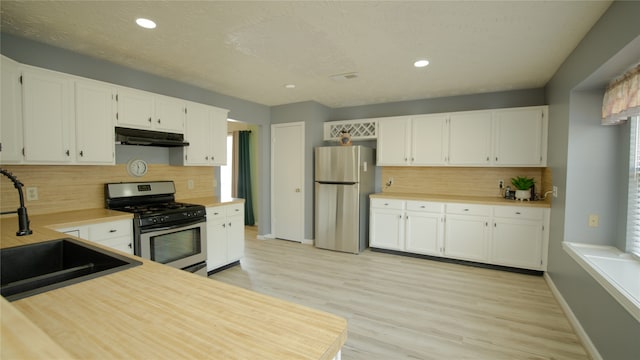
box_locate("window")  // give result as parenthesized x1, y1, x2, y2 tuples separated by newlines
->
(627, 116, 640, 258)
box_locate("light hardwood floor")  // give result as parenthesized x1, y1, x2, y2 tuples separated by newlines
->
(210, 227, 589, 360)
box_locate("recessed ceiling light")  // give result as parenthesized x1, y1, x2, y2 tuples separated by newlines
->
(136, 18, 156, 29)
(284, 84, 296, 89)
(414, 59, 430, 68)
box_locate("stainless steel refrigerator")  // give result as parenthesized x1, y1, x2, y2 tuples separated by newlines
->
(314, 146, 375, 253)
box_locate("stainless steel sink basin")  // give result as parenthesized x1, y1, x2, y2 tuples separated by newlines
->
(1, 238, 141, 301)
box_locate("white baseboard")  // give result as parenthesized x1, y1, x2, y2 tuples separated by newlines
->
(301, 239, 314, 245)
(257, 233, 275, 240)
(544, 273, 602, 360)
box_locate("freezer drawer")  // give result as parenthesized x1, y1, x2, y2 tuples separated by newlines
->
(315, 182, 360, 253)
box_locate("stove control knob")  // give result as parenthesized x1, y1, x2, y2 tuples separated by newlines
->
(152, 218, 157, 223)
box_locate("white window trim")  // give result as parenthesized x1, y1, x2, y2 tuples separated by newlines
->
(563, 242, 640, 322)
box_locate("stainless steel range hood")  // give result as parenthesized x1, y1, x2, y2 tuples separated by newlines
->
(115, 127, 189, 147)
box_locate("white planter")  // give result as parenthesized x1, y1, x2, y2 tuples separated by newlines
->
(515, 189, 531, 201)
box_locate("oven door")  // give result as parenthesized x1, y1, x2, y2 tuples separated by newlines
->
(139, 218, 207, 271)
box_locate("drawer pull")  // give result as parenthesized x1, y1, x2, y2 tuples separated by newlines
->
(235, 209, 240, 212)
(420, 205, 426, 208)
(214, 212, 219, 215)
(109, 229, 117, 233)
(384, 203, 389, 206)
(463, 209, 469, 212)
(515, 212, 521, 215)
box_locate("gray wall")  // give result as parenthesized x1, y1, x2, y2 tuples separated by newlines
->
(1, 32, 273, 237)
(545, 1, 640, 358)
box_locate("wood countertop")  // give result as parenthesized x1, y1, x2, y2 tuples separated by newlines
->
(371, 192, 552, 208)
(178, 196, 245, 208)
(1, 210, 346, 359)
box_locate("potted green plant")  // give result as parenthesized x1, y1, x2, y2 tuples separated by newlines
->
(511, 176, 535, 201)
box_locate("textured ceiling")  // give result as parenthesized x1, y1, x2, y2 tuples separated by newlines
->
(0, 1, 612, 108)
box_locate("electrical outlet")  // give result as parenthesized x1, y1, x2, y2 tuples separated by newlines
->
(187, 179, 194, 190)
(553, 186, 558, 198)
(498, 179, 504, 188)
(588, 214, 599, 227)
(26, 187, 38, 201)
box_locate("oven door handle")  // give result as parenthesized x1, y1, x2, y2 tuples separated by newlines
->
(140, 218, 206, 233)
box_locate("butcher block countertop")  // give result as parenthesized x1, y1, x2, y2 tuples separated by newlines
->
(371, 192, 552, 208)
(0, 207, 346, 359)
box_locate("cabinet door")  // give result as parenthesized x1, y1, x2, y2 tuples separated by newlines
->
(493, 107, 547, 166)
(405, 211, 443, 256)
(411, 114, 449, 165)
(491, 219, 543, 270)
(154, 95, 185, 133)
(183, 102, 212, 165)
(227, 212, 245, 262)
(22, 67, 73, 163)
(1, 56, 23, 163)
(75, 79, 115, 164)
(448, 111, 492, 166)
(209, 107, 228, 166)
(116, 87, 154, 129)
(444, 214, 489, 262)
(206, 217, 228, 271)
(377, 117, 409, 166)
(370, 208, 404, 250)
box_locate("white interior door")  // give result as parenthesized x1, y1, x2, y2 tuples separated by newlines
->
(271, 122, 304, 242)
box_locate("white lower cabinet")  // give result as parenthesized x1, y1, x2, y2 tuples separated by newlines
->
(370, 197, 549, 271)
(206, 203, 245, 272)
(405, 201, 444, 256)
(369, 199, 404, 250)
(490, 206, 547, 270)
(370, 199, 444, 256)
(443, 203, 491, 263)
(55, 219, 133, 255)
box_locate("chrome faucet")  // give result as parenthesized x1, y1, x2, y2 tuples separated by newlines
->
(0, 169, 33, 236)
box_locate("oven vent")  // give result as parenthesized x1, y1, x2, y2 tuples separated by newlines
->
(115, 127, 189, 147)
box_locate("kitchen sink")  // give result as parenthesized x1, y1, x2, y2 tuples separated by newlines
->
(1, 238, 141, 301)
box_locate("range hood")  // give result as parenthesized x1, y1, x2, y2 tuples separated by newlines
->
(115, 127, 189, 147)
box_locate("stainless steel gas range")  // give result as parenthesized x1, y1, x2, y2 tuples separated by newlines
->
(105, 181, 207, 276)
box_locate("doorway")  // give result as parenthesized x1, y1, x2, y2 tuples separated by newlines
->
(222, 121, 258, 225)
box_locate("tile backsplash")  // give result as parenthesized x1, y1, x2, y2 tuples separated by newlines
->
(381, 166, 551, 198)
(0, 165, 215, 215)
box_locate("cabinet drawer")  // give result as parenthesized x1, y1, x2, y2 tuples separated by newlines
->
(445, 203, 491, 216)
(406, 201, 444, 213)
(89, 220, 131, 241)
(371, 198, 404, 210)
(206, 206, 226, 219)
(493, 206, 544, 220)
(226, 203, 244, 217)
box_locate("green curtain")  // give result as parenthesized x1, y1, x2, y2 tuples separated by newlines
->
(237, 130, 255, 225)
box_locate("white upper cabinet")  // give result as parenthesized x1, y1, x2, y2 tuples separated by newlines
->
(21, 66, 74, 164)
(174, 101, 228, 166)
(0, 55, 23, 164)
(154, 95, 185, 133)
(115, 87, 155, 130)
(411, 114, 449, 165)
(377, 114, 449, 166)
(377, 117, 409, 166)
(376, 106, 548, 167)
(493, 106, 547, 166)
(75, 79, 115, 164)
(448, 111, 492, 166)
(210, 108, 228, 166)
(116, 88, 185, 133)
